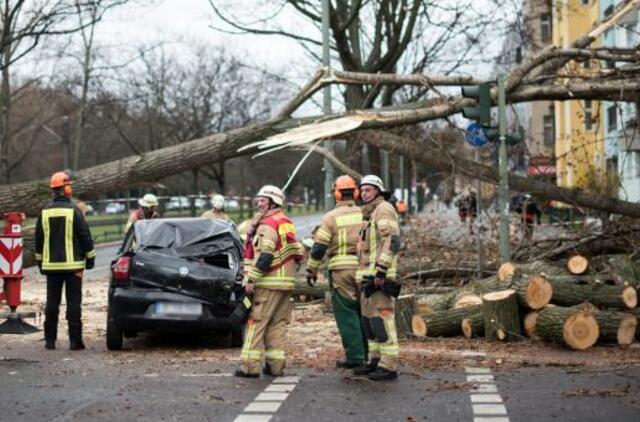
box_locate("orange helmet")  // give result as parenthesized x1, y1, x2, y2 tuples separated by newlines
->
(333, 175, 359, 201)
(49, 171, 73, 188)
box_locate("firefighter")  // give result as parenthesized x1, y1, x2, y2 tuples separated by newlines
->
(355, 175, 401, 381)
(35, 171, 95, 350)
(201, 194, 231, 221)
(125, 193, 160, 232)
(521, 194, 542, 240)
(235, 185, 304, 378)
(306, 175, 367, 370)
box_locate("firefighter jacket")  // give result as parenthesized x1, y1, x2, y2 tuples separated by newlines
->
(308, 200, 362, 272)
(201, 209, 231, 222)
(357, 196, 400, 282)
(35, 196, 96, 273)
(125, 208, 160, 232)
(244, 208, 303, 290)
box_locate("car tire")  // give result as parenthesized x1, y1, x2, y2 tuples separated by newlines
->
(230, 327, 244, 348)
(106, 314, 123, 351)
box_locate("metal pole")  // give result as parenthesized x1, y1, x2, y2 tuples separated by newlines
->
(498, 76, 511, 263)
(399, 155, 405, 200)
(475, 150, 483, 275)
(381, 150, 390, 190)
(322, 0, 334, 211)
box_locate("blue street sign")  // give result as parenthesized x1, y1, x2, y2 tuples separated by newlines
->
(465, 123, 488, 147)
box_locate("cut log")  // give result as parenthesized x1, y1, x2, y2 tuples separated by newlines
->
(461, 313, 485, 338)
(537, 305, 599, 350)
(625, 308, 640, 341)
(524, 311, 540, 340)
(417, 293, 451, 313)
(498, 262, 516, 281)
(411, 305, 481, 337)
(509, 273, 553, 310)
(481, 289, 522, 341)
(452, 293, 483, 309)
(567, 255, 589, 275)
(594, 310, 637, 346)
(606, 255, 640, 289)
(395, 294, 416, 339)
(547, 278, 637, 309)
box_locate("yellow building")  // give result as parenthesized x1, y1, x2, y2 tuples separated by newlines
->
(553, 0, 606, 193)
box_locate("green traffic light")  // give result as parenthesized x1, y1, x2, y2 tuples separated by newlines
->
(461, 82, 492, 127)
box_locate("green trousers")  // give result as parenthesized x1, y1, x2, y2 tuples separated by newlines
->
(332, 289, 367, 364)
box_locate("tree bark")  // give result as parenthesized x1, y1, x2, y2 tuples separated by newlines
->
(395, 294, 416, 339)
(537, 306, 599, 350)
(547, 278, 637, 309)
(594, 310, 637, 346)
(604, 255, 640, 289)
(481, 289, 522, 342)
(461, 313, 485, 339)
(411, 305, 481, 337)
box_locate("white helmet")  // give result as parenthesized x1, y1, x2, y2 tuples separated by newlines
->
(212, 194, 225, 210)
(138, 193, 158, 207)
(359, 174, 385, 192)
(257, 185, 284, 206)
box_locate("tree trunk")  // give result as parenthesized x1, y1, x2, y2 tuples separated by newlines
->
(605, 255, 640, 289)
(508, 272, 553, 310)
(537, 306, 599, 350)
(594, 310, 637, 346)
(395, 294, 416, 339)
(547, 278, 638, 309)
(411, 305, 481, 337)
(461, 313, 485, 339)
(523, 311, 541, 340)
(481, 289, 522, 342)
(626, 308, 640, 341)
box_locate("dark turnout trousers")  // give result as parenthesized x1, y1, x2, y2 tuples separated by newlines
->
(44, 273, 83, 345)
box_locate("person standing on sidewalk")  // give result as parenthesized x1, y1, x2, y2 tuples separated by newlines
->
(306, 175, 367, 371)
(35, 171, 95, 350)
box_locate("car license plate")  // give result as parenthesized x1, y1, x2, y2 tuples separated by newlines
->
(154, 302, 202, 316)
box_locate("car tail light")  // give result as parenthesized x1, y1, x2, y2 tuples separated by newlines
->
(113, 257, 131, 284)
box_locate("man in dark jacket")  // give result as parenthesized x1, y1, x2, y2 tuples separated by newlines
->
(35, 171, 95, 350)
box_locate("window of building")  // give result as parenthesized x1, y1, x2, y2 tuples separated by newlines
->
(544, 114, 555, 145)
(540, 13, 551, 43)
(584, 100, 593, 131)
(607, 105, 618, 132)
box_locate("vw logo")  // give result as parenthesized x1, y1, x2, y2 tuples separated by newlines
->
(178, 267, 189, 277)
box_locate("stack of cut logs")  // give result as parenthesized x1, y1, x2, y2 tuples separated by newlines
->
(401, 255, 639, 350)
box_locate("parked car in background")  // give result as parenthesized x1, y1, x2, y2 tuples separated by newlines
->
(225, 198, 240, 211)
(106, 218, 245, 350)
(105, 202, 126, 214)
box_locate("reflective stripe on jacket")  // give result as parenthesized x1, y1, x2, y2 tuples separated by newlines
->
(357, 196, 400, 282)
(35, 196, 95, 273)
(308, 201, 362, 272)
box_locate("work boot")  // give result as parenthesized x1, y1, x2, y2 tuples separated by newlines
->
(234, 369, 259, 379)
(45, 339, 56, 350)
(68, 322, 85, 351)
(368, 367, 398, 381)
(263, 363, 284, 377)
(352, 357, 380, 376)
(336, 360, 364, 369)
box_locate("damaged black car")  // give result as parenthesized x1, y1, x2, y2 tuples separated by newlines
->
(106, 218, 246, 350)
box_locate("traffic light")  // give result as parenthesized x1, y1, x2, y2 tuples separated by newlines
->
(461, 82, 492, 127)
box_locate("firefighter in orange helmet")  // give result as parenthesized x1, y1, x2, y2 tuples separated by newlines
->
(35, 172, 95, 350)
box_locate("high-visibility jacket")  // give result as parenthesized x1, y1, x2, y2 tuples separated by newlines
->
(35, 196, 96, 273)
(308, 200, 362, 272)
(201, 209, 231, 222)
(244, 209, 303, 290)
(357, 196, 400, 282)
(125, 207, 160, 232)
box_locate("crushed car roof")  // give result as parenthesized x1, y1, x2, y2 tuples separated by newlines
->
(134, 218, 242, 252)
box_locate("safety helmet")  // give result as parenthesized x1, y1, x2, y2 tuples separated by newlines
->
(256, 185, 284, 207)
(333, 175, 359, 201)
(138, 193, 159, 208)
(212, 194, 225, 210)
(359, 174, 385, 192)
(50, 171, 72, 188)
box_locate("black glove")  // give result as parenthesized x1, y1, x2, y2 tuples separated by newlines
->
(306, 269, 317, 287)
(362, 276, 377, 298)
(85, 256, 95, 270)
(382, 281, 402, 298)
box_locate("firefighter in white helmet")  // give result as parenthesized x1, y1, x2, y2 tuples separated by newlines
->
(201, 194, 231, 222)
(125, 193, 160, 232)
(235, 185, 304, 378)
(354, 175, 402, 381)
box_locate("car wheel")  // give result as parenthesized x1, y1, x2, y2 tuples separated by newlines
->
(123, 330, 138, 338)
(230, 326, 244, 348)
(106, 314, 123, 350)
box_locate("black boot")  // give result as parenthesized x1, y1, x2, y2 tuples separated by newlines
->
(368, 367, 398, 381)
(68, 322, 86, 350)
(336, 360, 364, 369)
(234, 369, 259, 378)
(353, 357, 379, 376)
(44, 318, 57, 350)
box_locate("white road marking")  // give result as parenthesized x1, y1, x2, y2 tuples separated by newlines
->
(465, 361, 510, 421)
(473, 384, 498, 393)
(234, 376, 300, 422)
(471, 394, 503, 403)
(467, 374, 494, 383)
(472, 404, 508, 415)
(465, 367, 491, 374)
(473, 418, 510, 422)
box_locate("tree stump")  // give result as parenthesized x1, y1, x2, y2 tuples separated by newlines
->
(523, 311, 540, 340)
(537, 305, 599, 350)
(461, 313, 485, 338)
(595, 310, 637, 346)
(411, 305, 481, 337)
(567, 255, 589, 275)
(395, 294, 416, 339)
(547, 278, 637, 309)
(481, 289, 522, 341)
